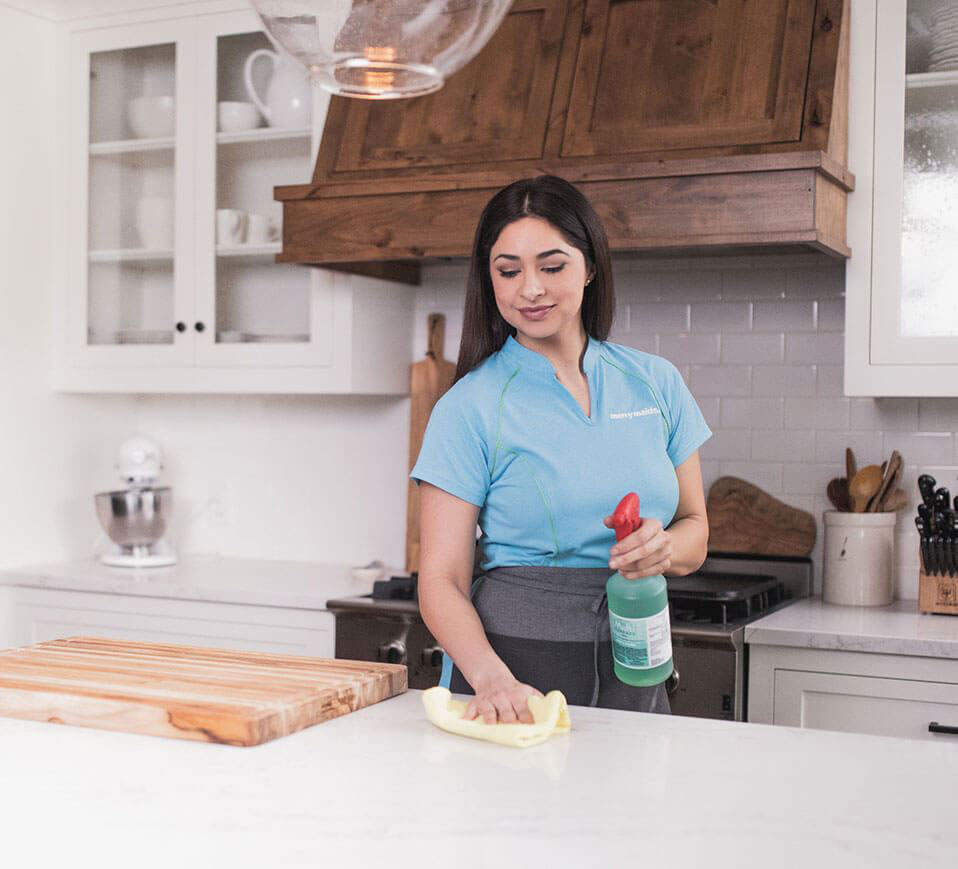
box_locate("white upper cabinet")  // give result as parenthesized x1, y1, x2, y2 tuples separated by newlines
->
(69, 19, 196, 369)
(57, 5, 412, 394)
(847, 0, 958, 395)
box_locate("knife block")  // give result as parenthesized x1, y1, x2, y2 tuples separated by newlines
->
(918, 548, 958, 615)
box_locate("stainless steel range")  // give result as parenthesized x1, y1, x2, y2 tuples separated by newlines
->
(666, 553, 812, 720)
(326, 552, 812, 720)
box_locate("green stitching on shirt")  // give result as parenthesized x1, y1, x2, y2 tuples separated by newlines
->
(490, 365, 561, 566)
(489, 367, 520, 479)
(510, 450, 561, 566)
(601, 356, 672, 442)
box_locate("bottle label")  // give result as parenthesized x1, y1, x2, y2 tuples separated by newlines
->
(609, 606, 672, 670)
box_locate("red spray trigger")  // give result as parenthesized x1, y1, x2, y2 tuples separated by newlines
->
(612, 492, 642, 542)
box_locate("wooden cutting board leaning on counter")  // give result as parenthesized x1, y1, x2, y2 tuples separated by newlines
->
(406, 313, 456, 573)
(706, 476, 816, 556)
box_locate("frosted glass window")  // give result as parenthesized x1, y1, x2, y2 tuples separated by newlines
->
(901, 0, 958, 337)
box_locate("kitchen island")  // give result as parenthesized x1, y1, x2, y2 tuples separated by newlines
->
(1, 690, 956, 868)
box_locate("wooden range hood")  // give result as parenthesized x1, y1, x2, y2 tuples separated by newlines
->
(275, 0, 853, 285)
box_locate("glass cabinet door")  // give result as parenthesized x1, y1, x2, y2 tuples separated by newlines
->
(872, 0, 958, 363)
(71, 22, 195, 364)
(193, 11, 334, 368)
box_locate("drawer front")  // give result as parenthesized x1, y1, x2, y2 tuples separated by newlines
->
(8, 590, 333, 658)
(775, 669, 958, 742)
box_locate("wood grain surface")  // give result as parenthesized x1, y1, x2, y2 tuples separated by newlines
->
(406, 313, 457, 573)
(279, 166, 850, 266)
(918, 570, 958, 615)
(707, 476, 817, 557)
(0, 637, 407, 747)
(276, 0, 852, 271)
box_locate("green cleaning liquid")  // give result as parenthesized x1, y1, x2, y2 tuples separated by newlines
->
(607, 493, 673, 687)
(607, 570, 673, 686)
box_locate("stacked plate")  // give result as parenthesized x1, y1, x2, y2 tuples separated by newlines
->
(930, 4, 958, 71)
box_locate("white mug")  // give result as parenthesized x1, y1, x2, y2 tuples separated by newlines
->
(135, 198, 173, 249)
(217, 101, 260, 133)
(216, 208, 247, 246)
(245, 213, 279, 245)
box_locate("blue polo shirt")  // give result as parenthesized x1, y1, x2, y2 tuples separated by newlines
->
(410, 334, 712, 571)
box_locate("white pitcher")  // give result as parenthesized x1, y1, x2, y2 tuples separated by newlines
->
(243, 49, 312, 129)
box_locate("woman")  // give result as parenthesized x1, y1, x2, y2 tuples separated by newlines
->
(411, 175, 711, 724)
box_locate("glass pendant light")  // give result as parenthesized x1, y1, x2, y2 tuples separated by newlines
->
(250, 0, 514, 99)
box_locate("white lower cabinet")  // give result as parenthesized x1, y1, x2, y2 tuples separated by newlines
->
(1, 586, 333, 658)
(749, 645, 958, 741)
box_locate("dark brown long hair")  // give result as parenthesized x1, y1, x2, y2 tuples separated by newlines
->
(454, 174, 615, 383)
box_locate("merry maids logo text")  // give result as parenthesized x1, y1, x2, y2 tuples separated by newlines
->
(609, 407, 661, 420)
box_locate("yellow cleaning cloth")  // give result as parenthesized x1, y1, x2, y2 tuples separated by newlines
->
(422, 686, 571, 748)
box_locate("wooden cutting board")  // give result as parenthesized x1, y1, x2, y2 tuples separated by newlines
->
(706, 476, 817, 557)
(0, 636, 407, 747)
(406, 313, 457, 573)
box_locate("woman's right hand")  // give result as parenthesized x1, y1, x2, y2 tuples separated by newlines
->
(463, 674, 543, 725)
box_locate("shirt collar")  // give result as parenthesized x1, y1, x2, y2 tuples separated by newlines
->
(500, 333, 601, 379)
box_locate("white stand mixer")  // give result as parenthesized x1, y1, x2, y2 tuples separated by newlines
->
(95, 436, 177, 568)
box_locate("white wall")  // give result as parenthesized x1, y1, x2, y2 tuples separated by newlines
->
(0, 4, 130, 565)
(414, 256, 958, 600)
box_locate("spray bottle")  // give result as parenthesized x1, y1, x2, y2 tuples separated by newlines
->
(607, 492, 674, 687)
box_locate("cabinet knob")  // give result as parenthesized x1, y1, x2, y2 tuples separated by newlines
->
(194, 322, 206, 333)
(175, 322, 186, 333)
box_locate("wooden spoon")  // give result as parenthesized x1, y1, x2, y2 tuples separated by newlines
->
(826, 477, 850, 512)
(880, 458, 904, 512)
(845, 448, 857, 485)
(868, 450, 902, 512)
(881, 488, 908, 512)
(849, 464, 883, 513)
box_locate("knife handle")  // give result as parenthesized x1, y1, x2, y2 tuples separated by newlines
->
(935, 488, 951, 512)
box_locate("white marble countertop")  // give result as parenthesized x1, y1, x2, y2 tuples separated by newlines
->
(746, 597, 958, 658)
(0, 556, 391, 609)
(1, 689, 957, 868)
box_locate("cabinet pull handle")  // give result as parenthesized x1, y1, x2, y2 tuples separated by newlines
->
(928, 721, 958, 735)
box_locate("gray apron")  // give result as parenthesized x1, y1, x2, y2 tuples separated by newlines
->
(448, 565, 670, 714)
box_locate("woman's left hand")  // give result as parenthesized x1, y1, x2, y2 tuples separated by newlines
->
(602, 515, 672, 579)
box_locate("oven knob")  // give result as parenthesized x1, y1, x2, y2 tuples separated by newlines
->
(665, 669, 680, 697)
(378, 641, 406, 665)
(420, 646, 444, 668)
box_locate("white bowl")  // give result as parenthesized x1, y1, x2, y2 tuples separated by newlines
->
(128, 96, 175, 139)
(217, 101, 261, 133)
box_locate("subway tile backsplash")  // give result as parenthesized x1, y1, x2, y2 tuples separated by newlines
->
(416, 255, 958, 599)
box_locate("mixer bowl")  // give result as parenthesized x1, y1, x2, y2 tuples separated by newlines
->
(94, 486, 172, 549)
